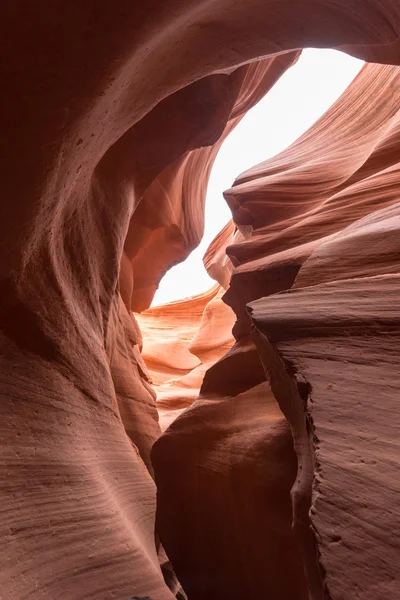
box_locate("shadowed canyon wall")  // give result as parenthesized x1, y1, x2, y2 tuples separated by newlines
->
(1, 2, 400, 599)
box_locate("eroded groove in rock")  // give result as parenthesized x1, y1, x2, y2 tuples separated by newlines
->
(223, 61, 400, 338)
(250, 326, 325, 600)
(135, 285, 236, 431)
(152, 379, 309, 600)
(243, 187, 400, 599)
(125, 53, 300, 312)
(249, 275, 400, 599)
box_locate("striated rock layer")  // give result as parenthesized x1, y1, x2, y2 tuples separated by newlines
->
(1, 2, 400, 600)
(136, 284, 235, 431)
(153, 61, 400, 599)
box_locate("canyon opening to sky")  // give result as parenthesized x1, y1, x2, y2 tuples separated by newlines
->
(3, 4, 400, 599)
(153, 48, 363, 306)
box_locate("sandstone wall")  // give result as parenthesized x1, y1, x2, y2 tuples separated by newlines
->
(1, 2, 400, 599)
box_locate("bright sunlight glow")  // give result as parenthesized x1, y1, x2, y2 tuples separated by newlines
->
(152, 49, 364, 306)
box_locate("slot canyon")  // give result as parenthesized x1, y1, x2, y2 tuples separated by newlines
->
(1, 3, 400, 600)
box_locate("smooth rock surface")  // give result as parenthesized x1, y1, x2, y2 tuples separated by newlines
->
(1, 2, 400, 599)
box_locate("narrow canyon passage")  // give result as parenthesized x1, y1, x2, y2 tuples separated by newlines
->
(1, 3, 400, 600)
(133, 53, 400, 600)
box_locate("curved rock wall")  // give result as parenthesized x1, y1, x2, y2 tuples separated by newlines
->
(1, 2, 400, 599)
(126, 54, 300, 312)
(136, 285, 235, 431)
(152, 62, 400, 599)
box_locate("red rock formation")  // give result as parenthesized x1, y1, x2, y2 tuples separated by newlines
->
(125, 54, 300, 312)
(136, 285, 235, 431)
(1, 2, 400, 599)
(247, 201, 400, 599)
(223, 62, 400, 337)
(153, 62, 400, 599)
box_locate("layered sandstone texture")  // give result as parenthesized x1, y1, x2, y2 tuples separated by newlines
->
(153, 63, 400, 599)
(1, 2, 400, 600)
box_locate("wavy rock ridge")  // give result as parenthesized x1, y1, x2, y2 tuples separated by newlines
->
(152, 60, 400, 600)
(1, 2, 400, 600)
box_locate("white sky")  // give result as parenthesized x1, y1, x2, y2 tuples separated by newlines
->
(152, 48, 363, 306)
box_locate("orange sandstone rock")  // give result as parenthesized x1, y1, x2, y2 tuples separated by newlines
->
(153, 61, 400, 600)
(1, 2, 400, 599)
